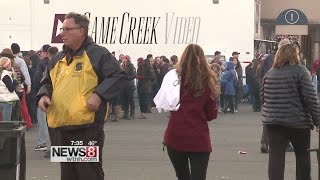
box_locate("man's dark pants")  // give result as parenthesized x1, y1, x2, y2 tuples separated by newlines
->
(138, 92, 150, 113)
(220, 86, 225, 110)
(122, 87, 135, 117)
(57, 127, 105, 180)
(266, 125, 311, 180)
(252, 85, 261, 111)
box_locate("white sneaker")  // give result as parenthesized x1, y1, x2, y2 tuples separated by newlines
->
(34, 144, 47, 151)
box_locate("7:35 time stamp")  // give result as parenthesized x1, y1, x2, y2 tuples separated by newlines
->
(71, 141, 83, 146)
(70, 141, 97, 146)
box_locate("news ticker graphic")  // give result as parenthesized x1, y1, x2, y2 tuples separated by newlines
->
(51, 146, 99, 162)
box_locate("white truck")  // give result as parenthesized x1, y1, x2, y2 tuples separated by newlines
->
(0, 0, 256, 63)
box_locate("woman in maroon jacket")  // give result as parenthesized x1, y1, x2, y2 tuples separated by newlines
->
(163, 44, 218, 180)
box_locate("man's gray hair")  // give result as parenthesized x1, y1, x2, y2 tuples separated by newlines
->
(65, 12, 90, 31)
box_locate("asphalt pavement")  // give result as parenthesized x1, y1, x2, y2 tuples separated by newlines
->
(25, 103, 320, 180)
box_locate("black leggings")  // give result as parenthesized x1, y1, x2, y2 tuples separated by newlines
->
(167, 146, 210, 180)
(266, 125, 311, 180)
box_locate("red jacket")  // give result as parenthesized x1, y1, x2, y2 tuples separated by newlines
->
(163, 85, 217, 152)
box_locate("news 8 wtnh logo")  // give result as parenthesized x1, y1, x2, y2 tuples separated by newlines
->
(50, 146, 99, 162)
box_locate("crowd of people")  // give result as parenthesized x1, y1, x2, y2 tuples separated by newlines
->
(0, 43, 59, 158)
(107, 53, 179, 121)
(209, 51, 244, 114)
(108, 49, 251, 121)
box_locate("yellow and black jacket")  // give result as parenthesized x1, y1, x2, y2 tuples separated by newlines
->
(37, 37, 128, 129)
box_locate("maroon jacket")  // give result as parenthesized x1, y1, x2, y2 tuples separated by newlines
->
(163, 83, 217, 152)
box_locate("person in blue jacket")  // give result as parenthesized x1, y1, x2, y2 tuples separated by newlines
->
(224, 61, 237, 113)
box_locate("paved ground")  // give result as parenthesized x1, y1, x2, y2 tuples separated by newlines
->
(25, 103, 320, 180)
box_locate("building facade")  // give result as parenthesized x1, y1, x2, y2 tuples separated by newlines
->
(260, 0, 320, 66)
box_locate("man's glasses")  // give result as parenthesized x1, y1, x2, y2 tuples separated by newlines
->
(60, 27, 81, 33)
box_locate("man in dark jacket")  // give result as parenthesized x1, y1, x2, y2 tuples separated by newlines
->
(261, 53, 275, 78)
(37, 12, 128, 180)
(33, 44, 51, 95)
(251, 54, 263, 112)
(109, 54, 123, 122)
(27, 53, 40, 125)
(245, 62, 254, 105)
(33, 44, 51, 152)
(259, 51, 277, 153)
(259, 43, 278, 153)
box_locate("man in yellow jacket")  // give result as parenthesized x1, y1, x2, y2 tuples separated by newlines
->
(37, 12, 128, 180)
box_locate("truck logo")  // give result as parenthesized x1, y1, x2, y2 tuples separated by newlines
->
(51, 14, 66, 43)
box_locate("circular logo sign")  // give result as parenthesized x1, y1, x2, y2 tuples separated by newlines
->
(285, 10, 300, 25)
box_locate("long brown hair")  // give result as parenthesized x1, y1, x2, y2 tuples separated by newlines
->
(273, 44, 300, 68)
(176, 44, 218, 97)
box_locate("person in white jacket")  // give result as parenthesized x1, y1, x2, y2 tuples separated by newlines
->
(0, 57, 19, 121)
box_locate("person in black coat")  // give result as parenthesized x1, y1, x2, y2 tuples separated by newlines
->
(136, 57, 155, 119)
(245, 62, 254, 105)
(26, 53, 40, 124)
(120, 55, 136, 119)
(261, 42, 320, 180)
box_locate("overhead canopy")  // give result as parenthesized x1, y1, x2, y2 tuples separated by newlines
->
(275, 9, 309, 35)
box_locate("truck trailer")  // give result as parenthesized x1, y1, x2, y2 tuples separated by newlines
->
(0, 0, 256, 62)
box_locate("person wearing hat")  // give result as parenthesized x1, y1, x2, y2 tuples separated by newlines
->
(0, 57, 19, 121)
(0, 48, 33, 128)
(120, 55, 136, 120)
(36, 12, 128, 179)
(33, 44, 51, 151)
(230, 51, 240, 61)
(136, 57, 155, 119)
